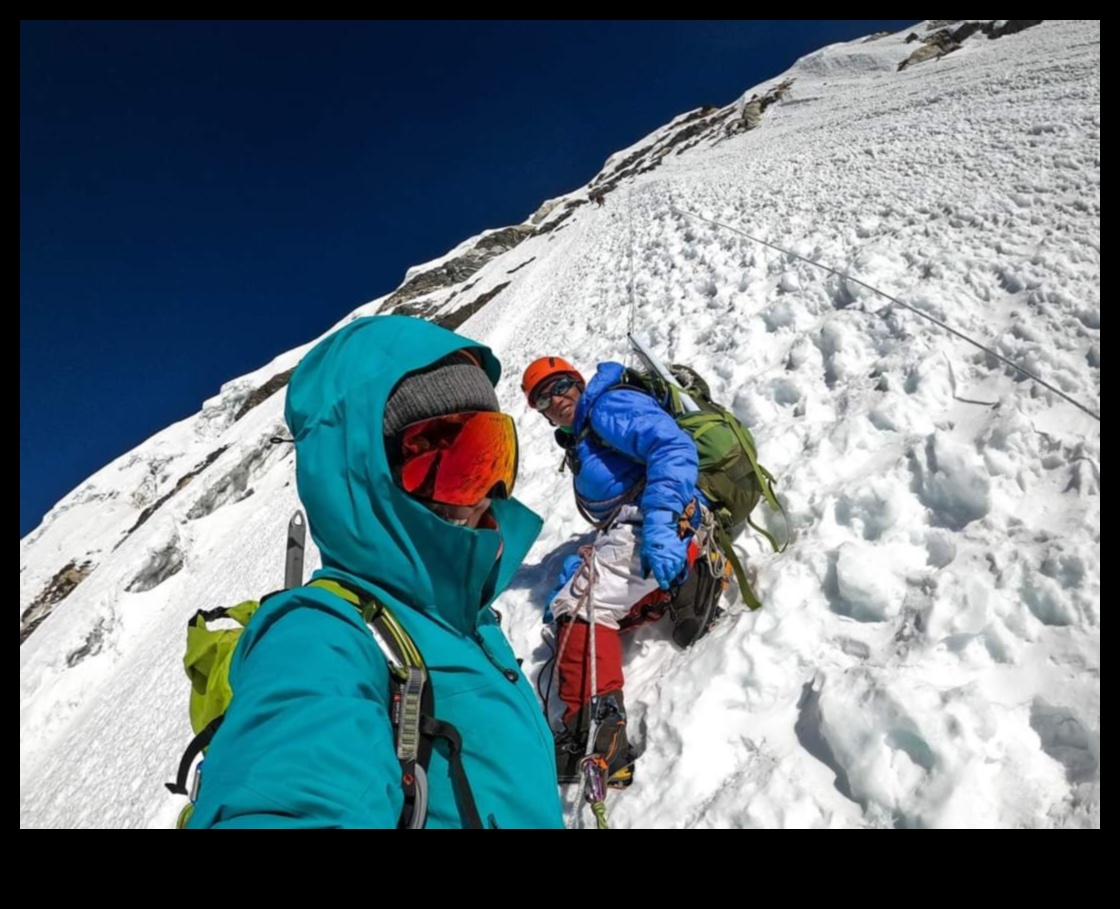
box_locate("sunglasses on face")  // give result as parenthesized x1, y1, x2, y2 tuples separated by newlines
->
(395, 411, 518, 507)
(533, 376, 579, 412)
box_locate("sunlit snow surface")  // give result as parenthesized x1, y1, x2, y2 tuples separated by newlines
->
(20, 20, 1099, 828)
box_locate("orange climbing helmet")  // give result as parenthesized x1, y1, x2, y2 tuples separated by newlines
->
(521, 356, 585, 405)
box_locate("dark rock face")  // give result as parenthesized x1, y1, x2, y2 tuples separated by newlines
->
(120, 446, 229, 541)
(379, 225, 534, 316)
(66, 618, 110, 668)
(987, 20, 1044, 39)
(731, 79, 794, 132)
(436, 282, 511, 330)
(126, 539, 185, 593)
(234, 368, 295, 422)
(899, 29, 962, 70)
(21, 560, 95, 644)
(900, 20, 1044, 70)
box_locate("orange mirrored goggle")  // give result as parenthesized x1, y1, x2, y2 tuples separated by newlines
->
(395, 411, 518, 507)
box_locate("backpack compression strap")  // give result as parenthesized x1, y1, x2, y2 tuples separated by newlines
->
(723, 416, 787, 554)
(712, 521, 761, 611)
(165, 716, 222, 796)
(309, 578, 484, 830)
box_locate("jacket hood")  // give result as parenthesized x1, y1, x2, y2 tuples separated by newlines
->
(285, 315, 542, 631)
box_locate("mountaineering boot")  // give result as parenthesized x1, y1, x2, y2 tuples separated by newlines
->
(554, 724, 586, 785)
(594, 690, 636, 789)
(668, 553, 728, 648)
(553, 689, 636, 789)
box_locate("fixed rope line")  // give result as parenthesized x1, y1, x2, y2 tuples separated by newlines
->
(626, 185, 638, 352)
(671, 205, 1100, 422)
(564, 547, 608, 829)
(628, 186, 636, 335)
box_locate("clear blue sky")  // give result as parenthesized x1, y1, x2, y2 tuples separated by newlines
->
(20, 20, 918, 537)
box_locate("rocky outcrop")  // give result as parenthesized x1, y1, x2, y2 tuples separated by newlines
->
(730, 79, 795, 133)
(986, 20, 1044, 40)
(118, 446, 228, 543)
(185, 435, 288, 521)
(233, 367, 295, 422)
(899, 29, 962, 70)
(379, 225, 534, 314)
(126, 537, 185, 592)
(901, 20, 1044, 70)
(65, 618, 111, 668)
(436, 282, 511, 330)
(21, 560, 94, 644)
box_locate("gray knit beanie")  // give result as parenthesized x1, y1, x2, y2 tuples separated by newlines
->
(383, 352, 500, 437)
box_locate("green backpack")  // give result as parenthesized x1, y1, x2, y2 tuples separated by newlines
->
(166, 577, 483, 829)
(580, 364, 785, 609)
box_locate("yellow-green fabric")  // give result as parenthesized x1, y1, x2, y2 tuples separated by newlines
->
(183, 600, 260, 735)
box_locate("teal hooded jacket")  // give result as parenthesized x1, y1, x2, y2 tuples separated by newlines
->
(188, 315, 564, 828)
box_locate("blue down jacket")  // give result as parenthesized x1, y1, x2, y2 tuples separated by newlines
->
(567, 361, 699, 524)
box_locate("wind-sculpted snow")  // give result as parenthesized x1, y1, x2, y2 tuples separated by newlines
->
(125, 523, 185, 593)
(20, 20, 1098, 828)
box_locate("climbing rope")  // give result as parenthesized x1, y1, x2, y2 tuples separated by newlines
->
(625, 186, 638, 369)
(561, 545, 611, 830)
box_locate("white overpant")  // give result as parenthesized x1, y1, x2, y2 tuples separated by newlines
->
(548, 506, 662, 630)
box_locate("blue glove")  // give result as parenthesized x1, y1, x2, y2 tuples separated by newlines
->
(640, 510, 689, 590)
(544, 554, 584, 623)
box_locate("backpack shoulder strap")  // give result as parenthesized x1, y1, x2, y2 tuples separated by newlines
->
(576, 374, 656, 451)
(166, 717, 223, 797)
